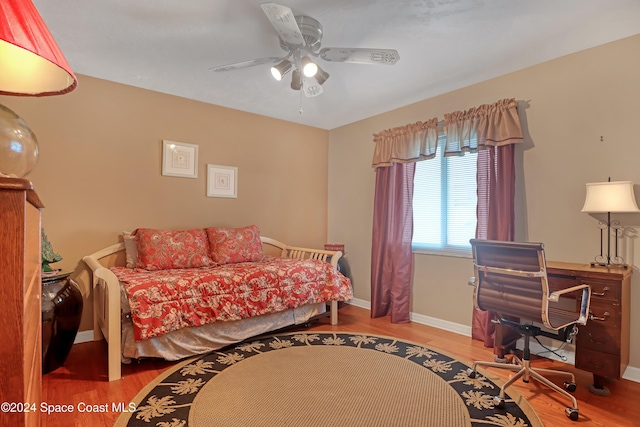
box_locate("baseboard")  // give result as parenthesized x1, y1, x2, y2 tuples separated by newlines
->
(347, 298, 370, 310)
(74, 330, 94, 344)
(346, 299, 471, 337)
(409, 311, 472, 337)
(623, 365, 640, 383)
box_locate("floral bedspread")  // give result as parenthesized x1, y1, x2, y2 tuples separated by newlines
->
(112, 256, 353, 341)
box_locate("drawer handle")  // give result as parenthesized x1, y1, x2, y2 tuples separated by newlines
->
(589, 311, 610, 322)
(592, 286, 610, 297)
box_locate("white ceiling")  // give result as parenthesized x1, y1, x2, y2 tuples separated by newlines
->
(34, 0, 640, 130)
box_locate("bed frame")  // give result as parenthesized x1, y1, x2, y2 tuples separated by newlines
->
(82, 236, 344, 381)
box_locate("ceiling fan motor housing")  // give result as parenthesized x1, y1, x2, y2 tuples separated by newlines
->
(278, 15, 323, 53)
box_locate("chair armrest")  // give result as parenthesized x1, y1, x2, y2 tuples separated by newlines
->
(548, 284, 590, 302)
(548, 284, 591, 326)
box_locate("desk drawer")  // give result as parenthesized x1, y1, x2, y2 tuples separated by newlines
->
(575, 346, 620, 379)
(577, 322, 620, 355)
(587, 300, 620, 328)
(579, 279, 620, 303)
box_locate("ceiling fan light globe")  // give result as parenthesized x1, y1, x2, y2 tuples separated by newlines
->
(315, 66, 330, 85)
(271, 67, 282, 81)
(303, 62, 317, 77)
(291, 69, 302, 90)
(301, 56, 318, 77)
(271, 60, 292, 81)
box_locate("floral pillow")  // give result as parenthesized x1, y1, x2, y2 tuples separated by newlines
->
(135, 228, 215, 270)
(206, 225, 265, 265)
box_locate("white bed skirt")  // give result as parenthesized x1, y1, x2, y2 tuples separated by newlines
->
(121, 303, 326, 361)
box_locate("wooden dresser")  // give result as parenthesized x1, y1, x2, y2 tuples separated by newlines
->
(547, 261, 632, 392)
(0, 178, 43, 427)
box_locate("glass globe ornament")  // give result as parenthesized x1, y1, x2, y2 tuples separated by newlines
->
(0, 103, 39, 178)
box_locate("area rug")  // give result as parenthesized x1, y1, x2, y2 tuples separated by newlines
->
(115, 332, 543, 427)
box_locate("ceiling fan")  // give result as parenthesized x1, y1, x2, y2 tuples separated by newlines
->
(211, 3, 400, 98)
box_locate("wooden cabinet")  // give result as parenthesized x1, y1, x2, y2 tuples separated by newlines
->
(547, 261, 632, 392)
(0, 178, 43, 427)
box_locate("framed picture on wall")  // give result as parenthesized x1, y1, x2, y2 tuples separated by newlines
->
(207, 164, 238, 198)
(162, 140, 198, 178)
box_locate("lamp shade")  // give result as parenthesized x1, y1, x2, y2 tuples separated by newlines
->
(0, 0, 77, 96)
(581, 181, 640, 213)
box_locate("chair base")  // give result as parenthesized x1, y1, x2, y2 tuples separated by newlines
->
(467, 353, 580, 421)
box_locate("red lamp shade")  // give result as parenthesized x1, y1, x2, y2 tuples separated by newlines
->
(0, 0, 77, 96)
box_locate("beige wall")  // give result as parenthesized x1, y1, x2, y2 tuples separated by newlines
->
(0, 75, 329, 332)
(328, 34, 640, 367)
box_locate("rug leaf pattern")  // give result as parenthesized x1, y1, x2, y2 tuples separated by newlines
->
(123, 332, 539, 427)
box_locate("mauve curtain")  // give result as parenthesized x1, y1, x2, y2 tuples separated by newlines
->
(472, 144, 516, 349)
(445, 98, 522, 349)
(371, 119, 438, 323)
(371, 163, 415, 322)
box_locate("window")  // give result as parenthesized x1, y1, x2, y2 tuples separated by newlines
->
(412, 134, 477, 256)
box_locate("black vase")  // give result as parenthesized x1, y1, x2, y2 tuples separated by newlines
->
(41, 273, 83, 374)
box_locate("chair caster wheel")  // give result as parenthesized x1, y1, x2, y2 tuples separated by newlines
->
(565, 408, 579, 421)
(493, 396, 505, 409)
(564, 382, 577, 392)
(466, 369, 476, 379)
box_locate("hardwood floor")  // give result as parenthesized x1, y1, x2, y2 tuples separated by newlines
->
(41, 304, 640, 426)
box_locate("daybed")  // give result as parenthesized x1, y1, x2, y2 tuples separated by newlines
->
(82, 226, 352, 381)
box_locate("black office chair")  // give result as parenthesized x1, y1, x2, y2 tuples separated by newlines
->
(466, 239, 591, 421)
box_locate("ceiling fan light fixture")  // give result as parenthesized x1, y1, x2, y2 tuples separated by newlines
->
(290, 69, 302, 90)
(270, 60, 292, 81)
(314, 66, 330, 85)
(212, 4, 401, 100)
(301, 56, 318, 77)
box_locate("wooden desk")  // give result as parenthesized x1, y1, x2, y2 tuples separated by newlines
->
(546, 261, 632, 393)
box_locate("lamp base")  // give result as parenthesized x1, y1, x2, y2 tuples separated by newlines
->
(589, 261, 630, 269)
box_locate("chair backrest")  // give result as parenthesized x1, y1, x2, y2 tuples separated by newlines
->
(470, 239, 571, 330)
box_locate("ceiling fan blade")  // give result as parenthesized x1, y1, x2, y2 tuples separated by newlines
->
(303, 79, 324, 97)
(319, 48, 400, 65)
(261, 3, 305, 48)
(210, 57, 283, 72)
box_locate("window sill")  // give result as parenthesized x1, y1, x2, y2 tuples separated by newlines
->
(412, 248, 472, 259)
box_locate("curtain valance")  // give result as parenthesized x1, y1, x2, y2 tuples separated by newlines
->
(444, 98, 522, 154)
(371, 118, 439, 168)
(372, 98, 523, 168)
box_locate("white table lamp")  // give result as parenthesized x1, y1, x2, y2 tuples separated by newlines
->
(581, 180, 640, 266)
